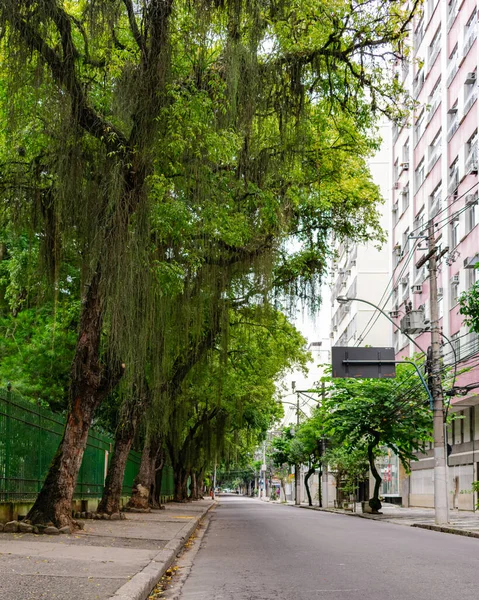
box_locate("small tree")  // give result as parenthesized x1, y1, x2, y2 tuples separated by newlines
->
(321, 364, 433, 513)
(459, 265, 479, 334)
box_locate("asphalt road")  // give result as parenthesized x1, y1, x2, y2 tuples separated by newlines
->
(178, 496, 479, 600)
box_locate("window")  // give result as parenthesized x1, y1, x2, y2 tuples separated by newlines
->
(415, 110, 425, 141)
(428, 129, 441, 170)
(428, 27, 441, 67)
(464, 69, 477, 114)
(467, 263, 479, 288)
(393, 158, 399, 182)
(414, 208, 425, 233)
(450, 332, 461, 361)
(402, 228, 410, 251)
(429, 182, 442, 217)
(464, 9, 477, 56)
(447, 45, 458, 85)
(449, 157, 458, 193)
(466, 130, 478, 172)
(447, 101, 458, 139)
(450, 217, 459, 248)
(402, 184, 410, 212)
(415, 158, 425, 189)
(402, 139, 410, 163)
(466, 195, 478, 233)
(428, 77, 441, 120)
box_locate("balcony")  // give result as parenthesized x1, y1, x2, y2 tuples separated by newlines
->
(428, 148, 440, 173)
(447, 118, 459, 141)
(447, 1, 458, 31)
(464, 89, 478, 116)
(465, 145, 478, 174)
(413, 70, 425, 98)
(463, 28, 477, 59)
(447, 61, 458, 86)
(448, 172, 459, 194)
(428, 39, 441, 70)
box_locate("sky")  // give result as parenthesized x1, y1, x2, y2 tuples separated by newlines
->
(279, 282, 332, 425)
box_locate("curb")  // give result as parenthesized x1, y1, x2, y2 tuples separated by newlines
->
(297, 504, 479, 539)
(109, 501, 216, 600)
(411, 523, 479, 539)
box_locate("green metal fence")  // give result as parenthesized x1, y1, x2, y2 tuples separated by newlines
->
(0, 388, 163, 503)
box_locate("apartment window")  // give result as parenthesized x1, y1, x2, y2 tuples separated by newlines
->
(467, 262, 479, 288)
(447, 101, 458, 139)
(414, 16, 425, 48)
(447, 45, 458, 85)
(428, 77, 441, 119)
(414, 211, 425, 239)
(429, 182, 442, 218)
(466, 194, 479, 233)
(464, 10, 477, 56)
(402, 183, 410, 212)
(464, 69, 477, 114)
(450, 332, 461, 361)
(393, 157, 399, 182)
(428, 129, 441, 170)
(415, 110, 425, 141)
(428, 27, 441, 67)
(449, 157, 458, 193)
(415, 158, 425, 189)
(450, 216, 459, 248)
(402, 227, 410, 251)
(402, 139, 410, 163)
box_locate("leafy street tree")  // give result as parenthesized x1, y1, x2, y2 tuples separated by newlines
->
(324, 445, 369, 507)
(459, 265, 479, 334)
(0, 0, 420, 527)
(320, 365, 433, 513)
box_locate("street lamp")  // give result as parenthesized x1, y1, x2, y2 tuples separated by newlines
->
(335, 295, 449, 525)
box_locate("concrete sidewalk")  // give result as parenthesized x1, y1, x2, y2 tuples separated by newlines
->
(298, 501, 479, 538)
(0, 499, 214, 600)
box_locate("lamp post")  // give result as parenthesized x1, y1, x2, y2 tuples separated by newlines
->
(335, 295, 449, 525)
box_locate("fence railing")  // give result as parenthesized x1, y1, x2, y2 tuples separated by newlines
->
(0, 388, 173, 503)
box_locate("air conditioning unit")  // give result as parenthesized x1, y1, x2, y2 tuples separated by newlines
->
(400, 310, 427, 334)
(447, 106, 458, 114)
(394, 182, 400, 189)
(452, 274, 460, 283)
(465, 194, 477, 205)
(394, 244, 402, 254)
(392, 202, 399, 212)
(411, 284, 423, 294)
(333, 326, 338, 332)
(389, 310, 400, 318)
(401, 276, 409, 284)
(400, 162, 410, 170)
(465, 72, 476, 84)
(338, 268, 346, 275)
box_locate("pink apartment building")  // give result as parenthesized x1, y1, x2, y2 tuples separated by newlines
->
(392, 0, 479, 509)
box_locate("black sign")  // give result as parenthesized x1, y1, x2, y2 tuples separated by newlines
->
(332, 346, 396, 379)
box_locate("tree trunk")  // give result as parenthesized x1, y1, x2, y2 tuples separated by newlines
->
(304, 466, 315, 507)
(127, 436, 160, 510)
(150, 446, 165, 509)
(318, 470, 322, 508)
(27, 272, 123, 528)
(173, 467, 189, 502)
(97, 397, 141, 514)
(368, 437, 382, 513)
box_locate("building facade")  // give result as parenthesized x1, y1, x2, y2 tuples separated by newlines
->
(392, 0, 479, 509)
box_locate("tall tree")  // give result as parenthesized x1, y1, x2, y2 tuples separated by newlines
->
(1, 0, 419, 526)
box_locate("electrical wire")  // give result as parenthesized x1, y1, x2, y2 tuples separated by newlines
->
(355, 239, 421, 346)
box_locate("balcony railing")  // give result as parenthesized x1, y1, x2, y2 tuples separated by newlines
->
(447, 119, 459, 141)
(447, 1, 458, 31)
(463, 28, 477, 59)
(447, 62, 458, 86)
(464, 90, 478, 116)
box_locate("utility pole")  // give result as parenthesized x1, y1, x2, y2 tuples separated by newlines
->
(294, 383, 300, 506)
(424, 223, 449, 524)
